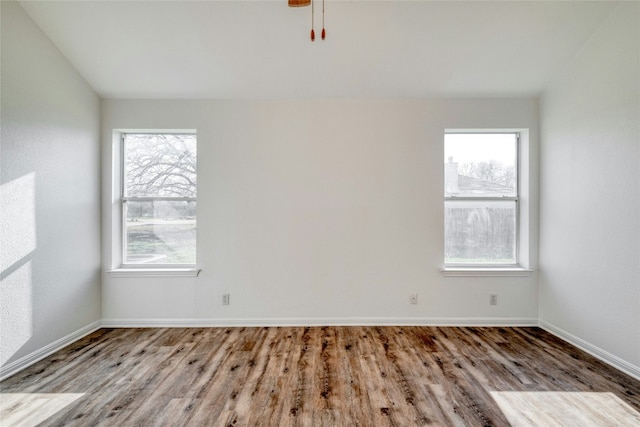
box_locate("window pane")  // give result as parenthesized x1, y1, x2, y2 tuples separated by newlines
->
(124, 134, 197, 198)
(444, 133, 516, 197)
(125, 201, 196, 264)
(444, 200, 516, 264)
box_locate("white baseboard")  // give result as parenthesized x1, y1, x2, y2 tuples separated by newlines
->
(539, 320, 640, 381)
(0, 321, 102, 382)
(101, 316, 538, 328)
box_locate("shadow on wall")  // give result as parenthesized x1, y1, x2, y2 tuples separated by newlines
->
(0, 172, 36, 367)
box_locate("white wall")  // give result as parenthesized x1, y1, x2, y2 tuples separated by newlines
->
(102, 98, 539, 325)
(1, 1, 101, 371)
(540, 2, 640, 372)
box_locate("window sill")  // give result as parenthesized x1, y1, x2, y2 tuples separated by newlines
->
(441, 267, 533, 277)
(106, 268, 201, 278)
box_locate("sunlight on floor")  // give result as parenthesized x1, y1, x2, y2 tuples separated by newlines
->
(0, 393, 85, 427)
(491, 391, 640, 427)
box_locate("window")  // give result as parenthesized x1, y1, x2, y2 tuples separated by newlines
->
(444, 132, 519, 267)
(122, 133, 197, 266)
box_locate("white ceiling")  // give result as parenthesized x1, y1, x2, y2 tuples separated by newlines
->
(19, 1, 618, 99)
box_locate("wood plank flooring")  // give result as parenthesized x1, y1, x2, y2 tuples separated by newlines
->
(1, 326, 640, 426)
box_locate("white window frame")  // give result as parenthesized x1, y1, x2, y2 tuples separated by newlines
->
(109, 130, 199, 276)
(442, 130, 532, 276)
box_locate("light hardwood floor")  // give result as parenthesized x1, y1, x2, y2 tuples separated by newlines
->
(1, 326, 639, 426)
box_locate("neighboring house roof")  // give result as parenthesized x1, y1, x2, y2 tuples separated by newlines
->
(457, 174, 513, 196)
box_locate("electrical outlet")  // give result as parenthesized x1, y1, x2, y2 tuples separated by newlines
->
(410, 293, 418, 305)
(490, 294, 498, 305)
(222, 293, 230, 305)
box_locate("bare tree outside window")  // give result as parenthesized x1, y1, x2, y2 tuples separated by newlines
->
(125, 134, 196, 198)
(123, 133, 197, 265)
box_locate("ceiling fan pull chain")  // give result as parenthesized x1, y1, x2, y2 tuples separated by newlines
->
(321, 0, 326, 40)
(310, 0, 315, 41)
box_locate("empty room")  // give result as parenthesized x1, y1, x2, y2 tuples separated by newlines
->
(1, 0, 639, 425)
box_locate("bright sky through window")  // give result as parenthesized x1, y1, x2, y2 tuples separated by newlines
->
(445, 133, 516, 165)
